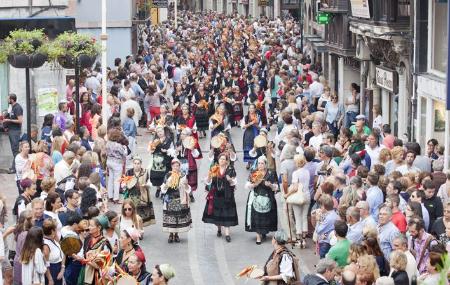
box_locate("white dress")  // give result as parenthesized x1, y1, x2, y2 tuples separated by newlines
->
(21, 248, 46, 285)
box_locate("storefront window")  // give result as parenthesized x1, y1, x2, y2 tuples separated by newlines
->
(390, 93, 398, 136)
(419, 97, 427, 148)
(433, 100, 445, 145)
(432, 1, 448, 73)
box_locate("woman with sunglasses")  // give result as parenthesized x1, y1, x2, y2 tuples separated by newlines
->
(119, 199, 144, 239)
(151, 264, 175, 285)
(161, 158, 192, 243)
(323, 92, 344, 137)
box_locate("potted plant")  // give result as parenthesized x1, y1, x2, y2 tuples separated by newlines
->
(0, 29, 49, 68)
(49, 32, 100, 69)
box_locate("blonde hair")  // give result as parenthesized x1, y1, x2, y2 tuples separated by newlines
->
(357, 254, 380, 280)
(389, 250, 407, 271)
(391, 146, 404, 161)
(40, 177, 56, 193)
(294, 154, 307, 168)
(379, 148, 391, 164)
(51, 136, 65, 154)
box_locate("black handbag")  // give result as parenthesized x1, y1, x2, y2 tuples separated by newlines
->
(136, 187, 155, 227)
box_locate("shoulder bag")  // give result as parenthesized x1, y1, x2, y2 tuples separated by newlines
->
(286, 183, 306, 205)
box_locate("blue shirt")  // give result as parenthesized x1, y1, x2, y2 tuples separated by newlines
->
(378, 222, 400, 260)
(122, 117, 137, 138)
(316, 210, 339, 244)
(367, 186, 384, 222)
(347, 220, 365, 244)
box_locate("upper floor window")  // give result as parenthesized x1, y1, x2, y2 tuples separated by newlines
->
(431, 1, 447, 74)
(398, 0, 410, 17)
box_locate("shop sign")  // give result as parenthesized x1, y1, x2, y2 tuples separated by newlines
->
(240, 0, 248, 4)
(350, 0, 370, 18)
(375, 66, 398, 94)
(259, 0, 269, 6)
(150, 0, 168, 8)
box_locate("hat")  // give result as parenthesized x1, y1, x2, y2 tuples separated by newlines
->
(356, 114, 366, 121)
(159, 264, 175, 280)
(124, 227, 141, 242)
(273, 230, 288, 244)
(95, 215, 110, 230)
(171, 158, 181, 165)
(259, 128, 268, 135)
(135, 250, 146, 263)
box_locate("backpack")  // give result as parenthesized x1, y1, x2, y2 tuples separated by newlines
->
(13, 195, 26, 216)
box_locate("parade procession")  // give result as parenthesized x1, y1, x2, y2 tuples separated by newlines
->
(0, 0, 449, 284)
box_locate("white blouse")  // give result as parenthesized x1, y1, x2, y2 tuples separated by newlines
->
(21, 248, 47, 285)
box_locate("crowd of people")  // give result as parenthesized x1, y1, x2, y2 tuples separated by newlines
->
(0, 8, 449, 285)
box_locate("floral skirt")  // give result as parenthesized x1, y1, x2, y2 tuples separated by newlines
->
(162, 197, 192, 233)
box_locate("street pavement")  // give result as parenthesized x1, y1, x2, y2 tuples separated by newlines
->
(0, 127, 319, 285)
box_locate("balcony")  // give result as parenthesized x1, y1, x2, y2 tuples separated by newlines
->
(320, 0, 349, 13)
(324, 15, 355, 57)
(349, 0, 410, 41)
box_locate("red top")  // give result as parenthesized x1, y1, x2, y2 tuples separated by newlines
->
(391, 210, 407, 233)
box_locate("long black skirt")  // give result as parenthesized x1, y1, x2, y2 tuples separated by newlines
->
(245, 187, 278, 234)
(195, 108, 209, 131)
(202, 188, 238, 227)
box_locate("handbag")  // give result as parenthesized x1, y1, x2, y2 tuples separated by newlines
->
(252, 194, 271, 213)
(136, 187, 155, 227)
(286, 184, 306, 205)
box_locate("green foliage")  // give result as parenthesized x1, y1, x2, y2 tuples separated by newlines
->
(48, 32, 101, 61)
(437, 253, 450, 285)
(0, 29, 49, 63)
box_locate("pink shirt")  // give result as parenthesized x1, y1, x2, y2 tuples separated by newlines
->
(66, 85, 74, 101)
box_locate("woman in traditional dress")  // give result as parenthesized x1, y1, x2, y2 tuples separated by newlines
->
(172, 83, 189, 120)
(249, 129, 277, 172)
(242, 104, 261, 169)
(209, 103, 231, 139)
(149, 104, 175, 142)
(115, 228, 142, 272)
(123, 157, 155, 226)
(245, 156, 278, 245)
(248, 84, 268, 126)
(231, 85, 244, 126)
(150, 126, 173, 198)
(126, 253, 151, 285)
(202, 153, 238, 242)
(193, 83, 209, 137)
(176, 128, 200, 203)
(176, 104, 201, 159)
(160, 159, 192, 243)
(81, 215, 112, 285)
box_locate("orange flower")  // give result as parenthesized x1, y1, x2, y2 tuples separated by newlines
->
(119, 176, 134, 184)
(198, 99, 209, 110)
(208, 164, 221, 178)
(168, 171, 181, 188)
(250, 170, 264, 183)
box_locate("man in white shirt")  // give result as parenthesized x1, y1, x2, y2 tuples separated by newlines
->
(120, 94, 143, 127)
(396, 150, 421, 175)
(119, 79, 136, 102)
(309, 74, 324, 102)
(308, 121, 324, 152)
(393, 235, 418, 285)
(365, 132, 385, 168)
(54, 151, 76, 184)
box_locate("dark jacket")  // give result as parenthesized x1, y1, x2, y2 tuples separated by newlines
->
(424, 195, 444, 231)
(303, 274, 329, 285)
(391, 270, 409, 285)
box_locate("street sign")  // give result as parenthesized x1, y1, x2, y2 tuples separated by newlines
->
(316, 12, 331, 24)
(150, 0, 168, 8)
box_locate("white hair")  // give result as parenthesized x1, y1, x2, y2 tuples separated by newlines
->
(375, 277, 394, 285)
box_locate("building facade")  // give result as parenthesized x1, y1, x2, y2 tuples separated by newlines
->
(415, 0, 448, 148)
